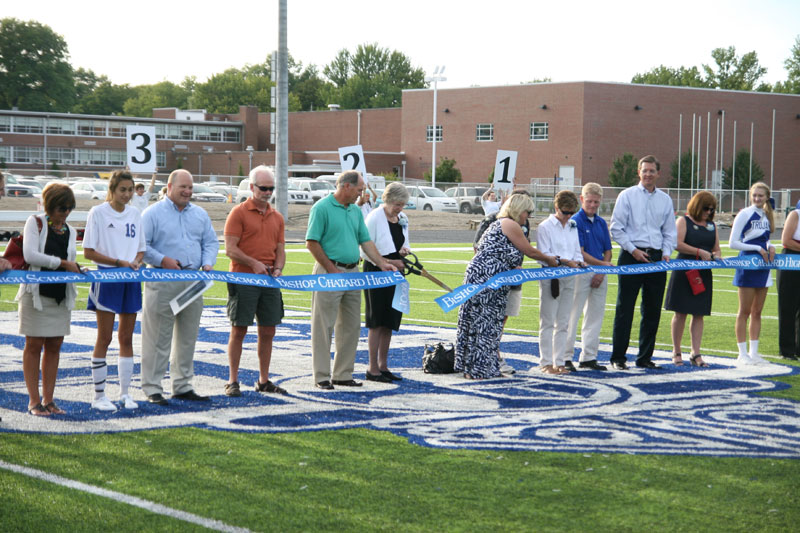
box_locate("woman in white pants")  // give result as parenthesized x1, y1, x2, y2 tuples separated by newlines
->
(536, 190, 585, 374)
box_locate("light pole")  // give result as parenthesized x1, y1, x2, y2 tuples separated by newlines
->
(424, 66, 446, 187)
(246, 145, 254, 172)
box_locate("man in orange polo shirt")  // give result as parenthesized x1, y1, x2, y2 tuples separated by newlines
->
(223, 165, 287, 396)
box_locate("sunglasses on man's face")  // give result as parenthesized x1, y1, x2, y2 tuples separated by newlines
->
(255, 185, 275, 192)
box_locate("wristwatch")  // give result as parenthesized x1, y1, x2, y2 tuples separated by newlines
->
(555, 256, 562, 267)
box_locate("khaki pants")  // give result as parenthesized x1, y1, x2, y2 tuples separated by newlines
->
(140, 281, 203, 396)
(564, 273, 608, 362)
(310, 262, 362, 383)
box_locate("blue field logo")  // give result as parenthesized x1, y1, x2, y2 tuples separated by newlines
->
(1, 308, 799, 458)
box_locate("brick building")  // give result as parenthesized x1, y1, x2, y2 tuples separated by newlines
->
(1, 82, 798, 195)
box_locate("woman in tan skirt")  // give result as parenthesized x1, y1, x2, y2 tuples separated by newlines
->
(17, 183, 82, 416)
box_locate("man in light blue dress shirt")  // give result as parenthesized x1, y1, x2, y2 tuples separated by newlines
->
(609, 155, 677, 370)
(140, 169, 219, 405)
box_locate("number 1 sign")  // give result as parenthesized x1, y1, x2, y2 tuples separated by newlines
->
(126, 126, 156, 173)
(493, 150, 517, 192)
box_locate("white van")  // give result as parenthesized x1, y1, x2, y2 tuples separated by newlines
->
(406, 186, 459, 212)
(291, 178, 335, 203)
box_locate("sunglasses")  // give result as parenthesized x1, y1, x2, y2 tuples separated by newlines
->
(254, 185, 275, 192)
(703, 206, 715, 212)
(560, 211, 575, 216)
(56, 205, 75, 213)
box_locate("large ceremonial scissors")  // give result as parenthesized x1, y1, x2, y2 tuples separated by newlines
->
(401, 252, 453, 292)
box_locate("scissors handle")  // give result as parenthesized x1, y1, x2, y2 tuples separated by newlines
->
(401, 252, 422, 277)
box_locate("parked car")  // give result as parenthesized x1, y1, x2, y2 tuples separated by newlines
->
(16, 178, 44, 198)
(373, 187, 416, 210)
(208, 184, 237, 200)
(445, 186, 489, 214)
(70, 180, 108, 200)
(190, 183, 227, 203)
(290, 178, 335, 203)
(2, 174, 38, 198)
(406, 186, 459, 212)
(236, 179, 312, 205)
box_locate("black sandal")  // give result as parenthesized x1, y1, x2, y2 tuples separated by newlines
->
(690, 354, 709, 367)
(672, 353, 684, 365)
(44, 402, 65, 415)
(255, 380, 287, 395)
(28, 403, 50, 416)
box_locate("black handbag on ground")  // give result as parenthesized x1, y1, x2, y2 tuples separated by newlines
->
(422, 343, 456, 374)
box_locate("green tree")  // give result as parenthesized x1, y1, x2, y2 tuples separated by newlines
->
(73, 80, 136, 115)
(702, 46, 767, 91)
(192, 65, 270, 113)
(323, 43, 425, 109)
(632, 65, 707, 88)
(0, 18, 74, 111)
(423, 157, 462, 183)
(123, 80, 192, 117)
(608, 153, 639, 187)
(722, 149, 765, 190)
(669, 151, 696, 188)
(774, 36, 800, 94)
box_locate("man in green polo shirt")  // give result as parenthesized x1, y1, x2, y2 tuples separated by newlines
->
(306, 170, 395, 390)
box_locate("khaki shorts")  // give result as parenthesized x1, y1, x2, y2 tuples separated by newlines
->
(226, 284, 284, 327)
(505, 286, 522, 317)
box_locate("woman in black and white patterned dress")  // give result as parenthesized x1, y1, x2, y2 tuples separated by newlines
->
(455, 193, 557, 379)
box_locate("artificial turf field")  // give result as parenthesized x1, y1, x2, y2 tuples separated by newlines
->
(1, 242, 799, 532)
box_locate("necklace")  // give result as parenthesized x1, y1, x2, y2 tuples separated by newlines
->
(46, 216, 66, 234)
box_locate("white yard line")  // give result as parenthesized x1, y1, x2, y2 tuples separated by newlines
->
(0, 460, 252, 533)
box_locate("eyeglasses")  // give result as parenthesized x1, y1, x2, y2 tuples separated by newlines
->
(526, 210, 534, 216)
(56, 205, 75, 213)
(560, 211, 575, 216)
(254, 185, 275, 192)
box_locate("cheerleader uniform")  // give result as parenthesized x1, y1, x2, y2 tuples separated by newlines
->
(730, 204, 774, 288)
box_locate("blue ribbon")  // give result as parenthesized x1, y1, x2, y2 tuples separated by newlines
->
(435, 254, 800, 313)
(0, 268, 407, 292)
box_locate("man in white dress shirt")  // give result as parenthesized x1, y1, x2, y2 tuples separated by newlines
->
(609, 155, 677, 370)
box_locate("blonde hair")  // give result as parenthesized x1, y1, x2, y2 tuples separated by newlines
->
(498, 192, 534, 221)
(751, 182, 774, 231)
(581, 182, 603, 197)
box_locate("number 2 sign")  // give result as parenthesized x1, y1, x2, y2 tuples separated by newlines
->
(338, 145, 367, 175)
(493, 150, 517, 192)
(126, 126, 156, 173)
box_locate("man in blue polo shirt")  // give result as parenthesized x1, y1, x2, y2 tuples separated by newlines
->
(563, 183, 613, 371)
(306, 170, 395, 390)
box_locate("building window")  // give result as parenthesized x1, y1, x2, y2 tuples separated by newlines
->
(108, 122, 135, 138)
(530, 122, 549, 141)
(14, 117, 44, 134)
(426, 125, 443, 142)
(46, 118, 76, 135)
(223, 127, 240, 143)
(0, 145, 10, 162)
(46, 147, 75, 165)
(14, 146, 43, 163)
(156, 151, 166, 167)
(77, 119, 106, 136)
(0, 115, 10, 132)
(108, 150, 126, 166)
(476, 123, 494, 142)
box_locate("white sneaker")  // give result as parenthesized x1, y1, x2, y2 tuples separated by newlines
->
(120, 394, 139, 410)
(499, 362, 516, 374)
(92, 396, 118, 412)
(749, 353, 769, 365)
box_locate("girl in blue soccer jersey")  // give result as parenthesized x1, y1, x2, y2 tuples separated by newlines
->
(82, 170, 146, 411)
(730, 182, 776, 365)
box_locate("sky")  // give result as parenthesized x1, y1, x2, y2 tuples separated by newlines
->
(4, 0, 799, 90)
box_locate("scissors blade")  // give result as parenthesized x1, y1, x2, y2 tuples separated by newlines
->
(419, 268, 453, 292)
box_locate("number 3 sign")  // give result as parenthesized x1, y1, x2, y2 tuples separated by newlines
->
(126, 126, 156, 173)
(493, 150, 517, 192)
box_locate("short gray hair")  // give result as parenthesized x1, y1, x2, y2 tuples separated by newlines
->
(337, 170, 361, 187)
(382, 182, 409, 205)
(249, 164, 274, 182)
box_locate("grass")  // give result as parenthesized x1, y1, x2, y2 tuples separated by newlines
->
(1, 240, 798, 532)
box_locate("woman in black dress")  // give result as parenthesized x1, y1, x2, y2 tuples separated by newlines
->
(665, 191, 721, 366)
(362, 183, 411, 383)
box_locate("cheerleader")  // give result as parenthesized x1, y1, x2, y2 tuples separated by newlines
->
(730, 182, 776, 365)
(82, 170, 146, 410)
